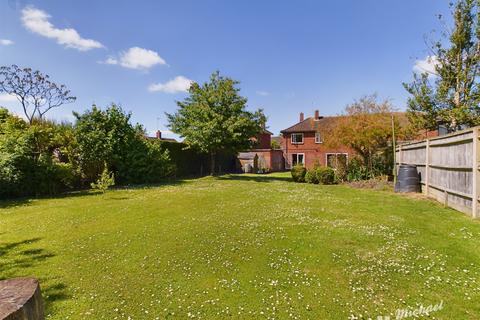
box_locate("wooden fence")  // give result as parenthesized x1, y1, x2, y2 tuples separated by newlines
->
(396, 126, 480, 218)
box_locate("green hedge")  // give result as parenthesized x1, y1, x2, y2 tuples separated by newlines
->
(305, 166, 336, 185)
(160, 141, 237, 177)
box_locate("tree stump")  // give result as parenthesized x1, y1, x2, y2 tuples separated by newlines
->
(0, 278, 44, 320)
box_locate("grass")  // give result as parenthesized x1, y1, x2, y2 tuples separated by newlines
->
(1, 172, 480, 319)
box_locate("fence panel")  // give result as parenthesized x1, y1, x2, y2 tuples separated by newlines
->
(396, 127, 479, 218)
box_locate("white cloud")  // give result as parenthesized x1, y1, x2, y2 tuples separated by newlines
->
(148, 76, 193, 93)
(0, 93, 18, 103)
(256, 90, 270, 96)
(413, 55, 440, 76)
(21, 6, 104, 51)
(0, 39, 14, 46)
(103, 56, 118, 65)
(114, 47, 166, 70)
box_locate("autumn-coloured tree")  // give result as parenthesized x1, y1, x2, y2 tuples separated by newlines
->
(0, 65, 76, 123)
(327, 94, 411, 172)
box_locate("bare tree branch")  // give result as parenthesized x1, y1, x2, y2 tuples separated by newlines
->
(0, 65, 76, 123)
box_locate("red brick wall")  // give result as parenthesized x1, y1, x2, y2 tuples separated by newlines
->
(255, 132, 272, 149)
(283, 132, 352, 169)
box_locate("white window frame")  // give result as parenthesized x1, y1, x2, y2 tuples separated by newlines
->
(291, 133, 304, 144)
(315, 132, 322, 144)
(325, 153, 348, 169)
(292, 153, 305, 166)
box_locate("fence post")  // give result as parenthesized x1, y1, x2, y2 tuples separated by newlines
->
(425, 139, 430, 196)
(473, 128, 479, 218)
(398, 145, 402, 165)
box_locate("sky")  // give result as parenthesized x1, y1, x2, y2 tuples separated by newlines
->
(0, 0, 451, 138)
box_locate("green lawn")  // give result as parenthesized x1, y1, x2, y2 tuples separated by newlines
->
(1, 173, 480, 319)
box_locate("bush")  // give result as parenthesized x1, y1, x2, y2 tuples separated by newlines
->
(305, 166, 336, 185)
(291, 164, 306, 182)
(305, 169, 319, 184)
(91, 165, 115, 193)
(317, 167, 336, 185)
(0, 110, 80, 199)
(74, 105, 176, 184)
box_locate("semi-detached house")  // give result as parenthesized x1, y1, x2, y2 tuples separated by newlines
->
(280, 110, 352, 170)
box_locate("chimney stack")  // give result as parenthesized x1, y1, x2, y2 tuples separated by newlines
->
(314, 110, 320, 120)
(299, 112, 304, 122)
(156, 130, 162, 139)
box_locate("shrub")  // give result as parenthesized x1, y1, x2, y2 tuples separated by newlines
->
(305, 169, 319, 184)
(291, 164, 306, 182)
(305, 166, 336, 185)
(317, 167, 336, 185)
(91, 165, 115, 193)
(74, 105, 176, 184)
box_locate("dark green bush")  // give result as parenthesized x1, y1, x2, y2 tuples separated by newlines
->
(0, 110, 81, 198)
(305, 166, 336, 185)
(317, 167, 336, 185)
(305, 169, 319, 184)
(291, 164, 306, 182)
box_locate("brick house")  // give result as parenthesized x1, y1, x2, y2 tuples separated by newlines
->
(280, 110, 352, 170)
(238, 129, 285, 172)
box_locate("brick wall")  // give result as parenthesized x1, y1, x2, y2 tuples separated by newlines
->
(283, 132, 352, 169)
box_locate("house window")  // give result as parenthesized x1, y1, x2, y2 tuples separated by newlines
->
(292, 153, 305, 166)
(326, 153, 348, 169)
(291, 133, 304, 144)
(315, 132, 322, 144)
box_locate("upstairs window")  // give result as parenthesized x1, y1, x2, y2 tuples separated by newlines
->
(291, 133, 304, 144)
(315, 132, 322, 144)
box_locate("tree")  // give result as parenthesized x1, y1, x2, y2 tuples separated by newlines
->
(271, 139, 281, 150)
(166, 71, 266, 175)
(0, 65, 76, 123)
(404, 0, 480, 132)
(91, 164, 115, 193)
(74, 104, 174, 184)
(327, 95, 410, 173)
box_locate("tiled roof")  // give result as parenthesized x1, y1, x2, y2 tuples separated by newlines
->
(280, 116, 342, 133)
(281, 112, 409, 134)
(271, 136, 282, 144)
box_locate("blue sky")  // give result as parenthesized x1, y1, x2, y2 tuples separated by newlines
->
(0, 0, 450, 138)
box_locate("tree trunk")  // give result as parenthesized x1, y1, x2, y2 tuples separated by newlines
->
(0, 277, 44, 320)
(210, 152, 216, 176)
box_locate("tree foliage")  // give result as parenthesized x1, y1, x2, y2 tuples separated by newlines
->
(0, 103, 176, 199)
(0, 108, 80, 198)
(91, 164, 115, 193)
(0, 65, 76, 123)
(166, 71, 266, 174)
(404, 0, 480, 131)
(74, 104, 175, 184)
(328, 95, 412, 174)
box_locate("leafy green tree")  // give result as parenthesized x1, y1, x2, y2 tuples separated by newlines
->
(74, 104, 174, 184)
(270, 139, 281, 150)
(167, 71, 266, 175)
(404, 0, 480, 131)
